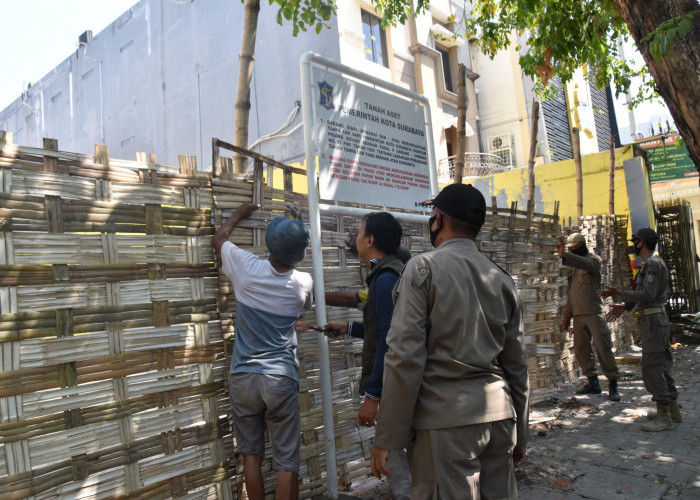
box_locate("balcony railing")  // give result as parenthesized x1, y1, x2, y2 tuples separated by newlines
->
(437, 153, 509, 182)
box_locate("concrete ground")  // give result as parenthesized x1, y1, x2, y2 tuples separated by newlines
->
(324, 342, 700, 499)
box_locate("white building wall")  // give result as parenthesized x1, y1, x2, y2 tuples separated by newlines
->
(1, 0, 478, 172)
(470, 39, 531, 169)
(0, 0, 341, 169)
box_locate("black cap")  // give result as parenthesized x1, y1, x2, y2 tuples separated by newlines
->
(630, 227, 658, 244)
(421, 184, 486, 224)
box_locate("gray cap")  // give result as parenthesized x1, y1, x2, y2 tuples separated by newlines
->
(265, 217, 310, 265)
(566, 233, 586, 247)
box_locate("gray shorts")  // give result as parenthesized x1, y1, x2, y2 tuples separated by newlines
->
(229, 372, 301, 473)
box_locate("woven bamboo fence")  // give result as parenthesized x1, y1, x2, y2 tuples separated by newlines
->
(0, 133, 234, 499)
(1, 134, 635, 498)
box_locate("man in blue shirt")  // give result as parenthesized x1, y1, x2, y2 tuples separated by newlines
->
(324, 211, 411, 499)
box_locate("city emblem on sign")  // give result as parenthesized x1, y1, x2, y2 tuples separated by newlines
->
(318, 81, 334, 110)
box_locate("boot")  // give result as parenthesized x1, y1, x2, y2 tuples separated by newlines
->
(647, 400, 682, 422)
(608, 379, 621, 401)
(641, 403, 675, 432)
(577, 376, 602, 395)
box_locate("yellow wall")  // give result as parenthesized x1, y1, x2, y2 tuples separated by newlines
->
(275, 147, 655, 239)
(271, 162, 309, 193)
(472, 145, 654, 225)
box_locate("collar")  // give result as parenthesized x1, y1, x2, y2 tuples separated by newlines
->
(437, 237, 478, 250)
(369, 258, 379, 269)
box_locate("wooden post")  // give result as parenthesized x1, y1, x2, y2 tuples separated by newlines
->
(526, 101, 540, 206)
(95, 144, 110, 167)
(609, 135, 615, 215)
(572, 127, 583, 219)
(42, 138, 59, 173)
(212, 138, 220, 178)
(454, 64, 468, 184)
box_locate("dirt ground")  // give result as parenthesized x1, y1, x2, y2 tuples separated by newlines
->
(333, 339, 700, 499)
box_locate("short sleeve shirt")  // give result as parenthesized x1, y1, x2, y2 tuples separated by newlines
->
(221, 241, 313, 380)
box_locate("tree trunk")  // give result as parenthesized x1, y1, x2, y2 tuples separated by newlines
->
(233, 0, 261, 174)
(612, 0, 700, 178)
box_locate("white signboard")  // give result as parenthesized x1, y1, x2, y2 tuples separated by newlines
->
(311, 66, 432, 210)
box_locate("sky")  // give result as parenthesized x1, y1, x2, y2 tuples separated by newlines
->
(0, 0, 138, 110)
(0, 0, 675, 144)
(610, 40, 676, 142)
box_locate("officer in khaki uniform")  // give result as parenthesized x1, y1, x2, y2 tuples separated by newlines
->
(370, 184, 529, 499)
(601, 227, 680, 432)
(557, 233, 620, 401)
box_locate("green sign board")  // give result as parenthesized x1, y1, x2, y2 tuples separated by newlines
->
(636, 134, 698, 183)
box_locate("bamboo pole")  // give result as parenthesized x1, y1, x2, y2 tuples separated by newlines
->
(527, 101, 540, 205)
(454, 64, 468, 184)
(233, 0, 261, 174)
(572, 127, 583, 218)
(609, 135, 615, 214)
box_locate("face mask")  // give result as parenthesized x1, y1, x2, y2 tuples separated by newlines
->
(429, 215, 440, 247)
(633, 238, 643, 255)
(570, 244, 588, 257)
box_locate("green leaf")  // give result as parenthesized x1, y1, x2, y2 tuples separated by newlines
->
(677, 17, 693, 37)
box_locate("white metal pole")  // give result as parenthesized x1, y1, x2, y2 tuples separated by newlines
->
(300, 51, 339, 499)
(319, 204, 429, 224)
(299, 51, 436, 498)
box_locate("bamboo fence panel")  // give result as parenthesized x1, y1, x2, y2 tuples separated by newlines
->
(0, 131, 636, 499)
(0, 134, 233, 499)
(209, 139, 633, 496)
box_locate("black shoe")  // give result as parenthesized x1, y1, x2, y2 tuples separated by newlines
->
(577, 376, 602, 395)
(608, 379, 621, 401)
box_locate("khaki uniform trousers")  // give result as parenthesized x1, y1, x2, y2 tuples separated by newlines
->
(573, 313, 619, 380)
(407, 419, 516, 500)
(639, 313, 678, 404)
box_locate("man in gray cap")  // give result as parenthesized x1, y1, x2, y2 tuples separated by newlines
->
(556, 233, 620, 401)
(601, 227, 680, 432)
(212, 202, 313, 499)
(370, 183, 529, 499)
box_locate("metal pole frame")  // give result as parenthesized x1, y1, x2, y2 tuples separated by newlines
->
(300, 51, 438, 498)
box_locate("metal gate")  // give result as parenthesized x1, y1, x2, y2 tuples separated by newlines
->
(657, 201, 700, 315)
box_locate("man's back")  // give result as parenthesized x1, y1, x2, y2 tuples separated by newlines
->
(221, 240, 313, 380)
(380, 238, 528, 436)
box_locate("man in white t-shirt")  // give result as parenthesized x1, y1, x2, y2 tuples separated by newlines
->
(212, 202, 313, 500)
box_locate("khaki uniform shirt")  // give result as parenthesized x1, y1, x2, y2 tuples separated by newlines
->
(620, 254, 669, 311)
(374, 238, 530, 450)
(562, 252, 605, 317)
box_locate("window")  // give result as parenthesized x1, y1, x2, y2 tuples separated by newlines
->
(362, 10, 388, 68)
(437, 46, 453, 93)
